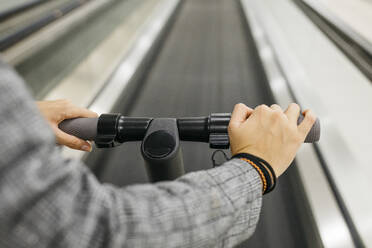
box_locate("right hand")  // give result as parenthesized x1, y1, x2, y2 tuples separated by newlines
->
(228, 103, 316, 177)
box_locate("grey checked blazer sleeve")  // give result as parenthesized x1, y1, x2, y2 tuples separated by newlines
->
(0, 60, 262, 248)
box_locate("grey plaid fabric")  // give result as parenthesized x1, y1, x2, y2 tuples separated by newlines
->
(0, 59, 262, 248)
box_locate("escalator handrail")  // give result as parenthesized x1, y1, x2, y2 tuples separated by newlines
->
(0, 0, 91, 52)
(296, 0, 372, 82)
(0, 0, 49, 22)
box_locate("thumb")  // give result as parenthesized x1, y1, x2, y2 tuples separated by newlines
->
(230, 103, 253, 128)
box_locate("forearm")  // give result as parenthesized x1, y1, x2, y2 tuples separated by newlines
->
(1, 148, 262, 248)
(0, 60, 262, 248)
(111, 159, 262, 247)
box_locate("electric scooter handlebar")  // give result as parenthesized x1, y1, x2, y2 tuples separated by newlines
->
(59, 113, 320, 149)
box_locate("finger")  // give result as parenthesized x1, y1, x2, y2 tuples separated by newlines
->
(298, 109, 316, 138)
(54, 127, 92, 152)
(270, 104, 283, 112)
(254, 104, 271, 112)
(284, 103, 300, 123)
(230, 103, 253, 128)
(63, 106, 98, 121)
(251, 104, 272, 119)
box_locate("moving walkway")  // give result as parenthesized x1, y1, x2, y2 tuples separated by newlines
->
(2, 0, 371, 247)
(86, 2, 320, 246)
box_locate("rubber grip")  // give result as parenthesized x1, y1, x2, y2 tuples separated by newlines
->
(58, 118, 98, 141)
(298, 114, 320, 143)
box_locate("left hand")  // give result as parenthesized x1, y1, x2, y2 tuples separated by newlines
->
(37, 100, 98, 151)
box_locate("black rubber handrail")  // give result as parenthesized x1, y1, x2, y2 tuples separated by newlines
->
(0, 0, 90, 52)
(294, 0, 372, 82)
(0, 0, 49, 22)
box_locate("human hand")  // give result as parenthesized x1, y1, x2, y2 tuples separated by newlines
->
(228, 103, 316, 177)
(37, 100, 98, 151)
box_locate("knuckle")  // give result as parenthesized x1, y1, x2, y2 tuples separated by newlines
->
(289, 102, 300, 109)
(256, 104, 268, 112)
(234, 103, 245, 110)
(270, 104, 280, 108)
(306, 111, 316, 123)
(272, 110, 284, 121)
(59, 110, 68, 120)
(255, 104, 262, 110)
(69, 139, 81, 148)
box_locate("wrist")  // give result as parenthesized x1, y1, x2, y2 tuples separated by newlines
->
(232, 153, 277, 194)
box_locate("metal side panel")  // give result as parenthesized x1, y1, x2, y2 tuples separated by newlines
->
(88, 0, 180, 115)
(44, 1, 161, 107)
(241, 0, 372, 246)
(302, 0, 372, 54)
(295, 0, 372, 82)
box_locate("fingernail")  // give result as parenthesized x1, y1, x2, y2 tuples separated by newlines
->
(81, 145, 91, 152)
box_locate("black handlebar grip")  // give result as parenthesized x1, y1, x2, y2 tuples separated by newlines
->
(58, 118, 98, 141)
(298, 114, 320, 143)
(58, 114, 320, 143)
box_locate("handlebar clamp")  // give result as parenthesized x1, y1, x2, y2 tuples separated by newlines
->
(208, 113, 231, 149)
(95, 114, 121, 148)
